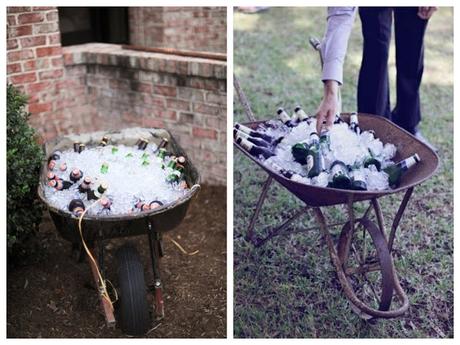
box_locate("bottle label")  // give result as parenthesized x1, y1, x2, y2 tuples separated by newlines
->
(296, 109, 309, 121)
(278, 111, 291, 124)
(404, 155, 419, 170)
(306, 155, 314, 172)
(236, 124, 251, 135)
(239, 138, 254, 152)
(350, 113, 358, 124)
(331, 163, 346, 176)
(235, 131, 250, 141)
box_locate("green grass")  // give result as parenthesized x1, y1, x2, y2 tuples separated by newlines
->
(233, 7, 453, 338)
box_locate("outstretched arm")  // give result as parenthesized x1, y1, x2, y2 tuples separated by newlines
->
(316, 7, 356, 133)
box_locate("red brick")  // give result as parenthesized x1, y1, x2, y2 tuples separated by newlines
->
(9, 49, 36, 62)
(36, 46, 62, 57)
(48, 33, 61, 45)
(18, 12, 44, 24)
(9, 72, 36, 84)
(152, 109, 177, 120)
(20, 35, 46, 48)
(7, 7, 31, 14)
(46, 11, 58, 22)
(153, 85, 177, 97)
(193, 102, 222, 116)
(192, 127, 217, 139)
(39, 69, 63, 80)
(51, 57, 63, 67)
(131, 81, 152, 93)
(23, 60, 36, 71)
(166, 98, 190, 111)
(27, 81, 52, 93)
(143, 117, 166, 128)
(7, 15, 16, 26)
(7, 39, 18, 50)
(34, 22, 59, 34)
(35, 58, 50, 70)
(63, 53, 73, 65)
(29, 102, 53, 114)
(8, 25, 32, 38)
(7, 63, 22, 74)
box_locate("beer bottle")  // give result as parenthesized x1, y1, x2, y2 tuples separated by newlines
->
(78, 176, 92, 194)
(133, 200, 150, 212)
(47, 171, 57, 181)
(234, 129, 271, 148)
(277, 107, 295, 127)
(99, 197, 112, 214)
(383, 154, 420, 188)
(319, 129, 331, 152)
(73, 142, 80, 153)
(236, 137, 275, 160)
(78, 143, 86, 153)
(349, 112, 361, 135)
(363, 149, 382, 171)
(291, 139, 310, 165)
(329, 160, 351, 189)
(47, 151, 61, 169)
(99, 135, 110, 146)
(350, 169, 367, 191)
(100, 162, 109, 174)
(294, 106, 312, 124)
(149, 200, 164, 210)
(154, 138, 169, 153)
(334, 113, 344, 124)
(69, 199, 85, 217)
(306, 133, 325, 178)
(69, 168, 83, 183)
(136, 137, 149, 150)
(234, 123, 280, 144)
(87, 182, 108, 201)
(48, 179, 73, 190)
(167, 161, 185, 183)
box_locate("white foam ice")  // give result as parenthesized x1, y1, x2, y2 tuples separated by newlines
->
(43, 144, 187, 216)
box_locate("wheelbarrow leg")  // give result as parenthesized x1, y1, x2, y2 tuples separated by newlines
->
(246, 175, 273, 244)
(147, 224, 164, 320)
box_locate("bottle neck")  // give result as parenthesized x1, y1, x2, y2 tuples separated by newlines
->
(398, 155, 419, 171)
(235, 130, 250, 141)
(278, 111, 291, 124)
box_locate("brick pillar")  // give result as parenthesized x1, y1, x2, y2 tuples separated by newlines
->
(7, 6, 65, 140)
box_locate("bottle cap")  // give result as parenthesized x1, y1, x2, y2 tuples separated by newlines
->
(47, 172, 55, 180)
(176, 156, 186, 164)
(48, 180, 57, 187)
(59, 163, 67, 171)
(83, 176, 91, 184)
(101, 197, 111, 208)
(294, 105, 301, 112)
(276, 107, 284, 115)
(99, 182, 108, 191)
(149, 200, 163, 210)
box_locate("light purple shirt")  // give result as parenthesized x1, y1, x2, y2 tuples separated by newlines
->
(321, 7, 357, 85)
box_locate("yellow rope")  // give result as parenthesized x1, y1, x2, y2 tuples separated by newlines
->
(164, 235, 199, 256)
(77, 199, 117, 310)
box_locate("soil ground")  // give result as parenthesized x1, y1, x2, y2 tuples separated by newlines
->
(7, 185, 226, 338)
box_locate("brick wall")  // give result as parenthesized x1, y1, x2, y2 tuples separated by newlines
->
(129, 7, 227, 53)
(7, 7, 227, 185)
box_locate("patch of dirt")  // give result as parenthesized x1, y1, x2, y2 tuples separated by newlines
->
(7, 185, 226, 338)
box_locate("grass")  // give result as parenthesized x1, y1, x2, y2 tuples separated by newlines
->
(233, 7, 453, 338)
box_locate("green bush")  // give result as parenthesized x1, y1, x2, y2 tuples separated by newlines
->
(7, 84, 44, 257)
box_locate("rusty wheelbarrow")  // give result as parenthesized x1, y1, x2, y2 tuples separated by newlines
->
(38, 127, 200, 335)
(234, 77, 439, 319)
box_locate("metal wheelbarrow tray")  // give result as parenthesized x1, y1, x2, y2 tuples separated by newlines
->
(38, 127, 200, 335)
(234, 110, 439, 319)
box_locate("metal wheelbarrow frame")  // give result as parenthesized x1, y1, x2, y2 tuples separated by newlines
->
(38, 127, 200, 334)
(233, 75, 439, 319)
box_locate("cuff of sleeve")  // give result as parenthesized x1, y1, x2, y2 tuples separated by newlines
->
(321, 60, 343, 85)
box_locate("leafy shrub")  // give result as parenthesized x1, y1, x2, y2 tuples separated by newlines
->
(7, 84, 44, 257)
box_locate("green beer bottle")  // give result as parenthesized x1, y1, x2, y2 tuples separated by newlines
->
(350, 169, 367, 190)
(329, 160, 351, 189)
(306, 133, 325, 178)
(363, 149, 382, 171)
(384, 154, 420, 188)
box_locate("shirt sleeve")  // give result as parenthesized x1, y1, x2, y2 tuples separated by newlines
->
(321, 7, 357, 85)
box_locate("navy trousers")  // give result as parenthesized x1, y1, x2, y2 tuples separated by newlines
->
(357, 7, 428, 134)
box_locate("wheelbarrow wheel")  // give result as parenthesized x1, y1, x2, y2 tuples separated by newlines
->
(116, 245, 150, 336)
(337, 217, 394, 319)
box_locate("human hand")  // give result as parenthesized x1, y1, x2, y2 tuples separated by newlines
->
(315, 80, 338, 133)
(418, 7, 437, 20)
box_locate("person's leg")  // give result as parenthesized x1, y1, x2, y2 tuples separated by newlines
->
(392, 7, 428, 134)
(357, 7, 392, 118)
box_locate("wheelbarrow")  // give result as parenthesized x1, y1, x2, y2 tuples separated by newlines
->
(233, 77, 439, 319)
(37, 127, 200, 335)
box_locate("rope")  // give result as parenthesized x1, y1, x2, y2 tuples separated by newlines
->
(164, 235, 199, 256)
(77, 198, 117, 310)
